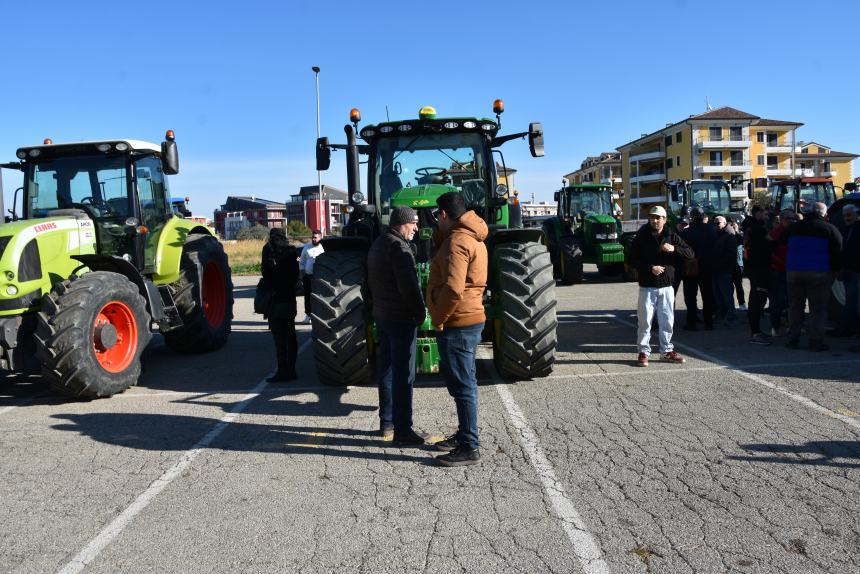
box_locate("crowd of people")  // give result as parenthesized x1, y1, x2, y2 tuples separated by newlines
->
(630, 200, 858, 366)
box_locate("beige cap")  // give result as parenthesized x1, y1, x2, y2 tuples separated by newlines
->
(649, 205, 667, 217)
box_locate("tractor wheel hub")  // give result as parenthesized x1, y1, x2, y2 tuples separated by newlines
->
(94, 323, 118, 351)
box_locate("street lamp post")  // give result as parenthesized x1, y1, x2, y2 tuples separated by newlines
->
(312, 66, 324, 235)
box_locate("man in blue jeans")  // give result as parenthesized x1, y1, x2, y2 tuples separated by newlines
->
(366, 206, 427, 445)
(427, 192, 488, 467)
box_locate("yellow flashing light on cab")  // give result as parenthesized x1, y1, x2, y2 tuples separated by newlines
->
(419, 106, 437, 119)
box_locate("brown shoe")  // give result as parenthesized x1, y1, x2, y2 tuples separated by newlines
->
(637, 353, 649, 367)
(662, 351, 686, 363)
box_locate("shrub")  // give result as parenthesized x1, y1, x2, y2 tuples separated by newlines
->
(287, 220, 312, 237)
(236, 224, 270, 241)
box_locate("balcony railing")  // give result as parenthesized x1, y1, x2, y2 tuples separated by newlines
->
(695, 161, 752, 173)
(629, 172, 666, 184)
(695, 136, 751, 149)
(630, 150, 665, 163)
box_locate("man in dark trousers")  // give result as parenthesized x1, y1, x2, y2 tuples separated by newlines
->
(681, 207, 717, 330)
(744, 206, 773, 345)
(712, 215, 738, 325)
(261, 227, 300, 382)
(628, 205, 693, 367)
(784, 202, 843, 351)
(427, 192, 488, 467)
(366, 206, 428, 445)
(831, 204, 860, 340)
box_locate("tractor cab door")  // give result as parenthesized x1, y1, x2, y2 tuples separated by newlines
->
(133, 156, 172, 273)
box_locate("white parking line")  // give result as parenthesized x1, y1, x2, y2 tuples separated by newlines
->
(611, 315, 860, 432)
(480, 348, 611, 574)
(56, 339, 312, 574)
(0, 392, 50, 416)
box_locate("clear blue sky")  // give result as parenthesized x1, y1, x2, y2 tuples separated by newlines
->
(1, 0, 858, 219)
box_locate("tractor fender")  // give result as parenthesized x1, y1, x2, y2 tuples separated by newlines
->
(70, 254, 163, 321)
(152, 217, 214, 284)
(487, 227, 546, 252)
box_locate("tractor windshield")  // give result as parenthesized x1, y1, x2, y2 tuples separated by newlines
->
(373, 132, 489, 221)
(26, 155, 130, 220)
(778, 182, 836, 211)
(689, 181, 731, 213)
(571, 188, 612, 216)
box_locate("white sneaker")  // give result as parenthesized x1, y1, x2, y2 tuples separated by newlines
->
(770, 327, 779, 337)
(738, 304, 748, 311)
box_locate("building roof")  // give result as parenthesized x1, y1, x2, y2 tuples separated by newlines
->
(690, 106, 759, 121)
(296, 184, 347, 201)
(797, 150, 859, 159)
(756, 118, 804, 127)
(223, 196, 285, 208)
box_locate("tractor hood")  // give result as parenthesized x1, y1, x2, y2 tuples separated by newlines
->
(390, 184, 457, 209)
(584, 212, 617, 225)
(0, 214, 97, 316)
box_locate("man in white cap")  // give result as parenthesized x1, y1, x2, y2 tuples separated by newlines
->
(628, 205, 694, 367)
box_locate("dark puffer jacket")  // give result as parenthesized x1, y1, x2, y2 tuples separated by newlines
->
(367, 228, 426, 325)
(261, 234, 299, 317)
(628, 223, 693, 288)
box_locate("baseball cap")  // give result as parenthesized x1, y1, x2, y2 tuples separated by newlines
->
(649, 205, 667, 218)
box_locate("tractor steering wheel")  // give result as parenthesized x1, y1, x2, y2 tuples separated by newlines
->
(415, 167, 450, 185)
(78, 196, 114, 215)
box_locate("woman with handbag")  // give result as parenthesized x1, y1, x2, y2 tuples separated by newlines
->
(260, 227, 300, 382)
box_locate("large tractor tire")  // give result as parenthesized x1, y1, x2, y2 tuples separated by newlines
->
(163, 235, 233, 353)
(493, 241, 557, 379)
(560, 239, 583, 285)
(828, 278, 847, 322)
(311, 250, 372, 386)
(35, 272, 152, 398)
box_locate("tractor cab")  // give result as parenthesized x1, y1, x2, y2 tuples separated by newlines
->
(7, 134, 179, 274)
(765, 177, 837, 214)
(666, 179, 738, 226)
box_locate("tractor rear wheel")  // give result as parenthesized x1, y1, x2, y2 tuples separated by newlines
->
(163, 235, 233, 353)
(493, 241, 557, 379)
(35, 272, 151, 398)
(560, 240, 583, 285)
(311, 250, 372, 386)
(828, 278, 846, 322)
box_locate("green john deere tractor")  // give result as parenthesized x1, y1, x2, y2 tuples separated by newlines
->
(0, 132, 233, 398)
(312, 102, 557, 384)
(543, 183, 624, 284)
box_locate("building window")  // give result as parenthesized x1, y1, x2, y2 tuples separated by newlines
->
(730, 126, 743, 141)
(664, 135, 672, 148)
(755, 177, 768, 188)
(676, 132, 682, 143)
(766, 132, 778, 146)
(666, 158, 674, 170)
(757, 155, 765, 166)
(730, 151, 743, 166)
(676, 156, 681, 167)
(709, 126, 722, 141)
(823, 161, 831, 172)
(767, 156, 778, 168)
(756, 131, 764, 143)
(709, 151, 723, 166)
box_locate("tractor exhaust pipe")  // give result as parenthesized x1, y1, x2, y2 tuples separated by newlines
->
(344, 124, 361, 205)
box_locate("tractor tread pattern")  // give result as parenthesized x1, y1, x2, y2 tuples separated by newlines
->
(162, 235, 234, 354)
(494, 241, 558, 379)
(34, 272, 152, 398)
(311, 251, 371, 386)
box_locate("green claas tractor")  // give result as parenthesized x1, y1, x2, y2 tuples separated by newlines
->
(313, 101, 557, 384)
(543, 183, 624, 284)
(0, 132, 233, 398)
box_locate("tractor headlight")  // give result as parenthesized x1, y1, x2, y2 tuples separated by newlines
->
(6, 285, 18, 296)
(351, 192, 364, 203)
(115, 142, 129, 151)
(96, 143, 112, 152)
(463, 121, 477, 129)
(596, 233, 618, 240)
(379, 126, 394, 134)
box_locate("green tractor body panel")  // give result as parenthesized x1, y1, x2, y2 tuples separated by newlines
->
(390, 183, 455, 209)
(152, 216, 215, 284)
(0, 215, 98, 316)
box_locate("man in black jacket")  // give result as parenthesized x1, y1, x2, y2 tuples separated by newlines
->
(628, 205, 694, 367)
(367, 206, 427, 445)
(833, 204, 860, 340)
(681, 207, 717, 330)
(261, 227, 300, 382)
(744, 206, 773, 345)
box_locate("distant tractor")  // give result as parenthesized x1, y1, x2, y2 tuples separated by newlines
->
(543, 183, 625, 284)
(313, 101, 557, 383)
(0, 132, 233, 398)
(763, 177, 838, 215)
(664, 178, 746, 225)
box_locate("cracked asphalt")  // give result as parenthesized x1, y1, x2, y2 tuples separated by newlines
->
(2, 270, 859, 573)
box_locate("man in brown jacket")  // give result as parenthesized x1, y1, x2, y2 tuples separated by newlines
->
(426, 192, 488, 467)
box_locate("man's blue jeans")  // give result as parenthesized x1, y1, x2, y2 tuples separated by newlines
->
(637, 286, 674, 355)
(376, 319, 417, 434)
(437, 323, 484, 450)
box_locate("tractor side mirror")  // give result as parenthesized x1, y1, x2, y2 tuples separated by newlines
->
(846, 182, 858, 193)
(316, 137, 331, 171)
(161, 140, 179, 175)
(528, 123, 544, 158)
(747, 181, 753, 199)
(553, 191, 559, 202)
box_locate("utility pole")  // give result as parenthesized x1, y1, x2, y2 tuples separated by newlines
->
(312, 66, 324, 235)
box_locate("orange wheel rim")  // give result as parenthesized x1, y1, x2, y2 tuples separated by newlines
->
(93, 301, 138, 373)
(202, 261, 226, 328)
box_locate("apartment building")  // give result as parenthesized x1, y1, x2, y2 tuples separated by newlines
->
(616, 107, 857, 219)
(564, 152, 623, 199)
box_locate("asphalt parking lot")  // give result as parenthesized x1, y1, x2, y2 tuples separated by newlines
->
(2, 270, 859, 574)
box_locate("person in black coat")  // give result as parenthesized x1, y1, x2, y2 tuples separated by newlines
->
(261, 227, 300, 382)
(628, 205, 694, 367)
(744, 206, 773, 344)
(366, 206, 427, 445)
(712, 215, 738, 324)
(681, 207, 718, 330)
